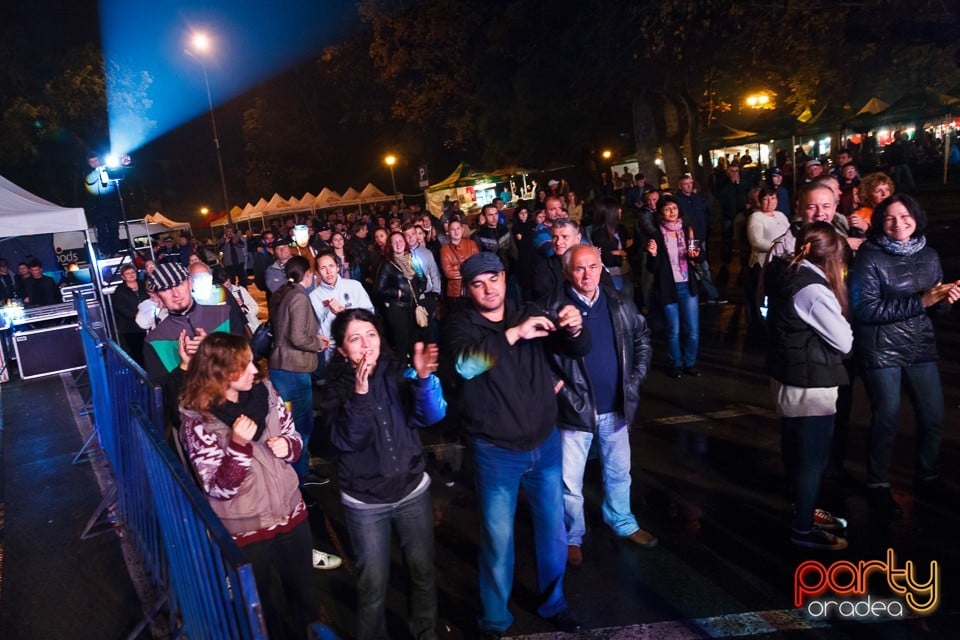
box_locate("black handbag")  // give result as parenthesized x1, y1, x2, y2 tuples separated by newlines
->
(250, 321, 274, 361)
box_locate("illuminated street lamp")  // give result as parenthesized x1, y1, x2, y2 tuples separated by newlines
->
(744, 91, 776, 110)
(384, 154, 399, 209)
(199, 206, 213, 239)
(187, 31, 232, 226)
(602, 149, 612, 160)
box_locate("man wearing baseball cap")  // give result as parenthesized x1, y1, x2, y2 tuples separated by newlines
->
(443, 252, 590, 639)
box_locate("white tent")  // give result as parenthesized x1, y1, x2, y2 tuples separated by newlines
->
(315, 188, 342, 209)
(0, 174, 88, 234)
(358, 183, 393, 204)
(119, 212, 192, 240)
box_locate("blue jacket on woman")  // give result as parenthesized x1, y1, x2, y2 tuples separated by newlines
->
(327, 358, 446, 504)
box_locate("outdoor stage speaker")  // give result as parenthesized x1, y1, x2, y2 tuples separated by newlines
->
(13, 324, 86, 380)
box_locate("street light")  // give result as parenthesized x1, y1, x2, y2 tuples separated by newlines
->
(188, 31, 232, 225)
(384, 154, 398, 209)
(199, 206, 214, 239)
(744, 91, 775, 110)
(602, 149, 612, 160)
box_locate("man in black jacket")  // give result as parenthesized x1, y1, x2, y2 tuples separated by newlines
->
(22, 259, 62, 306)
(444, 252, 588, 639)
(548, 245, 656, 567)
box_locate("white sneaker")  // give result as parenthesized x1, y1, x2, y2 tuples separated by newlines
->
(312, 549, 342, 570)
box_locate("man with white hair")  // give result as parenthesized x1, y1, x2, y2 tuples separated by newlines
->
(547, 244, 657, 567)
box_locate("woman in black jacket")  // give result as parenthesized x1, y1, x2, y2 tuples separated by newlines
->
(374, 231, 426, 358)
(510, 205, 537, 301)
(111, 263, 149, 365)
(591, 197, 634, 299)
(850, 194, 960, 520)
(323, 309, 445, 640)
(645, 195, 703, 378)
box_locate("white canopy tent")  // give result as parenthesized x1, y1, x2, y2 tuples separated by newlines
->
(0, 174, 88, 235)
(0, 175, 99, 380)
(1, 173, 93, 281)
(208, 182, 392, 230)
(119, 211, 192, 241)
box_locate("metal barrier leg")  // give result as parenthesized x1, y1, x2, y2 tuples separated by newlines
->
(80, 484, 119, 540)
(123, 593, 170, 640)
(72, 426, 104, 464)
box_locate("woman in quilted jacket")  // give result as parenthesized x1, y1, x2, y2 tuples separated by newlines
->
(851, 193, 960, 521)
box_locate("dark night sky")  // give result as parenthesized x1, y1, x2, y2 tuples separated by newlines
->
(5, 0, 374, 224)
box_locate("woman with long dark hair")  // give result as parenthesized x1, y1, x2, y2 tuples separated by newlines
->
(510, 205, 537, 300)
(591, 197, 634, 299)
(851, 194, 960, 520)
(322, 309, 445, 640)
(765, 222, 852, 550)
(179, 332, 321, 638)
(331, 230, 358, 281)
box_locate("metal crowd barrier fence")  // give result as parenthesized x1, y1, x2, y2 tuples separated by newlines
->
(74, 297, 267, 639)
(131, 403, 267, 639)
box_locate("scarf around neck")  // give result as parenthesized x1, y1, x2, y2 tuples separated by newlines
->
(393, 251, 416, 280)
(659, 219, 688, 279)
(876, 234, 926, 257)
(210, 381, 270, 443)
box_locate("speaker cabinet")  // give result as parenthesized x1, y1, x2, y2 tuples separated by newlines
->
(13, 324, 86, 380)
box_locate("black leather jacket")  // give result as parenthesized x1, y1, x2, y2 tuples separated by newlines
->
(375, 260, 426, 307)
(851, 238, 950, 369)
(543, 284, 652, 431)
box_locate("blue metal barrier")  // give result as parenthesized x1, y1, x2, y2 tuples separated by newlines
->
(74, 297, 267, 639)
(131, 403, 267, 640)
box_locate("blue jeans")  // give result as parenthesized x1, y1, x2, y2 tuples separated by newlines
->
(342, 488, 437, 640)
(662, 281, 699, 368)
(561, 413, 639, 545)
(269, 368, 314, 480)
(472, 428, 567, 632)
(863, 362, 944, 486)
(781, 414, 835, 532)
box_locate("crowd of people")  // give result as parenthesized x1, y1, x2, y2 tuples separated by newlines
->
(100, 152, 957, 639)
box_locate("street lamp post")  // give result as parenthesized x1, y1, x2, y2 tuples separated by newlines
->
(385, 154, 399, 209)
(189, 32, 232, 226)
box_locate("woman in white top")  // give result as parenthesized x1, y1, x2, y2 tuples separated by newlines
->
(746, 187, 790, 331)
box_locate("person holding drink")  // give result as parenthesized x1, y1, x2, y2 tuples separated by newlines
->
(646, 195, 704, 378)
